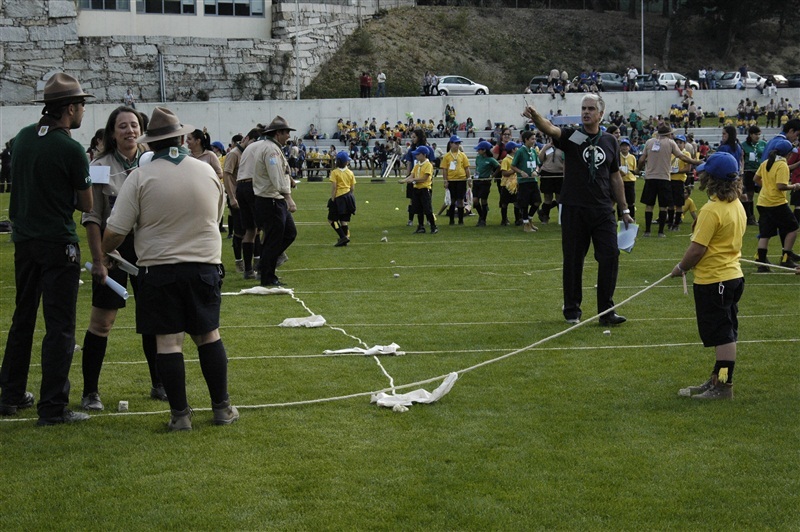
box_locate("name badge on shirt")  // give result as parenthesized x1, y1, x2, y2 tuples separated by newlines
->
(545, 147, 554, 156)
(527, 161, 537, 170)
(651, 141, 661, 152)
(748, 152, 756, 161)
(449, 161, 457, 170)
(570, 131, 588, 145)
(620, 165, 628, 174)
(38, 125, 49, 136)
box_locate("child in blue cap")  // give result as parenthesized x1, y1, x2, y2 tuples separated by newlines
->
(670, 152, 745, 399)
(473, 140, 500, 226)
(328, 150, 357, 246)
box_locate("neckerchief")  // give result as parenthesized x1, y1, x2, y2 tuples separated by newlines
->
(151, 145, 190, 165)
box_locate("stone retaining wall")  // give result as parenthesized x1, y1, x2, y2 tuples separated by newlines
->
(0, 0, 414, 105)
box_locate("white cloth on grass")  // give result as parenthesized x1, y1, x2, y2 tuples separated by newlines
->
(221, 286, 293, 296)
(279, 315, 326, 328)
(323, 343, 404, 356)
(371, 372, 458, 407)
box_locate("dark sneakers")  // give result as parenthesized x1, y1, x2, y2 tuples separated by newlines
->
(37, 410, 90, 426)
(599, 312, 626, 326)
(0, 391, 35, 415)
(150, 385, 169, 401)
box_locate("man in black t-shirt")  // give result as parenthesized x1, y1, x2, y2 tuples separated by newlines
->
(524, 94, 633, 326)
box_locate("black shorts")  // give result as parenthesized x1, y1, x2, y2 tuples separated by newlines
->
(640, 179, 672, 208)
(228, 206, 243, 236)
(472, 180, 492, 200)
(92, 233, 138, 310)
(499, 186, 517, 206)
(539, 171, 563, 195)
(406, 182, 414, 200)
(136, 263, 222, 336)
(328, 191, 356, 221)
(447, 180, 468, 203)
(670, 180, 685, 209)
(757, 204, 800, 239)
(742, 170, 757, 195)
(411, 187, 433, 215)
(790, 189, 800, 207)
(693, 278, 744, 347)
(236, 180, 256, 231)
(516, 181, 542, 211)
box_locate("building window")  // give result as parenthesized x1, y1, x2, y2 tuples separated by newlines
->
(136, 0, 196, 14)
(204, 0, 264, 17)
(79, 0, 131, 10)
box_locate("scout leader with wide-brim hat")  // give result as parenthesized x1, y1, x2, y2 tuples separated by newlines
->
(33, 72, 95, 105)
(137, 107, 195, 144)
(263, 115, 296, 134)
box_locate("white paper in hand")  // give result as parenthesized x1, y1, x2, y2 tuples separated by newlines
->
(89, 166, 111, 185)
(617, 222, 639, 253)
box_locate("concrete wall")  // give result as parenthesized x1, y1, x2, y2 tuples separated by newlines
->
(3, 87, 797, 149)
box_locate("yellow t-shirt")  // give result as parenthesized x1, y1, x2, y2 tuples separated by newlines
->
(412, 160, 433, 189)
(682, 197, 696, 219)
(691, 196, 745, 284)
(500, 155, 517, 194)
(330, 167, 355, 197)
(756, 157, 790, 207)
(670, 149, 692, 182)
(620, 153, 637, 182)
(440, 150, 470, 181)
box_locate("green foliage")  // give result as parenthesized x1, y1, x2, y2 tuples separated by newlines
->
(1, 180, 799, 529)
(350, 27, 375, 56)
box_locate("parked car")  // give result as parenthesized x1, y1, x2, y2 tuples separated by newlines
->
(435, 75, 489, 96)
(716, 71, 766, 89)
(764, 74, 788, 88)
(635, 74, 661, 91)
(787, 73, 800, 88)
(657, 72, 699, 90)
(598, 72, 625, 91)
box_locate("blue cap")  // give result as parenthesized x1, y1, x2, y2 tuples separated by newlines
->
(336, 150, 350, 163)
(619, 137, 632, 146)
(211, 141, 225, 152)
(674, 134, 687, 142)
(696, 152, 739, 181)
(412, 147, 428, 158)
(449, 134, 462, 144)
(504, 141, 521, 151)
(772, 138, 798, 157)
(475, 141, 493, 151)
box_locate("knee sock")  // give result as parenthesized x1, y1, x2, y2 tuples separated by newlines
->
(197, 339, 229, 405)
(501, 206, 508, 222)
(242, 242, 254, 272)
(408, 204, 414, 222)
(657, 211, 667, 233)
(713, 360, 735, 383)
(757, 248, 768, 262)
(448, 205, 455, 223)
(645, 211, 653, 232)
(156, 352, 188, 411)
(142, 334, 160, 387)
(474, 203, 484, 219)
(253, 234, 262, 264)
(514, 207, 522, 223)
(81, 330, 107, 396)
(417, 213, 424, 227)
(541, 202, 552, 217)
(666, 208, 674, 227)
(232, 235, 242, 261)
(427, 212, 437, 228)
(457, 207, 464, 223)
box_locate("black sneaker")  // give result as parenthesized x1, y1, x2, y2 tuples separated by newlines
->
(37, 409, 90, 426)
(334, 236, 350, 247)
(598, 312, 627, 326)
(413, 226, 426, 234)
(786, 250, 800, 262)
(780, 254, 798, 269)
(0, 391, 35, 415)
(150, 385, 169, 401)
(756, 258, 771, 273)
(430, 227, 439, 234)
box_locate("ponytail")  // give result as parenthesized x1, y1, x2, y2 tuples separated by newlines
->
(766, 149, 778, 172)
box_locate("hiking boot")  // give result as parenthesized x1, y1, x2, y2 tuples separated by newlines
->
(692, 382, 733, 400)
(334, 236, 350, 247)
(243, 270, 256, 280)
(276, 252, 289, 267)
(598, 312, 626, 326)
(168, 407, 193, 431)
(746, 216, 758, 226)
(37, 410, 90, 426)
(779, 253, 797, 269)
(406, 220, 413, 226)
(500, 220, 510, 226)
(643, 232, 651, 238)
(234, 259, 244, 273)
(657, 233, 666, 238)
(80, 392, 104, 411)
(476, 219, 486, 227)
(0, 391, 35, 415)
(150, 385, 168, 401)
(413, 226, 426, 234)
(212, 399, 240, 425)
(430, 227, 439, 234)
(756, 258, 771, 273)
(785, 250, 800, 262)
(523, 221, 534, 233)
(678, 378, 712, 397)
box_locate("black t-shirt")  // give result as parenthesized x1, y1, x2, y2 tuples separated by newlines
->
(552, 127, 620, 208)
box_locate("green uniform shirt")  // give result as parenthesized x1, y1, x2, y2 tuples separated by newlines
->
(9, 123, 91, 243)
(512, 146, 540, 184)
(475, 153, 500, 179)
(742, 139, 766, 172)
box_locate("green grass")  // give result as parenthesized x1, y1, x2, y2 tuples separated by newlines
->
(1, 180, 799, 530)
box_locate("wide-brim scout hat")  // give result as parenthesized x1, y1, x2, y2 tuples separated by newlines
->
(136, 107, 194, 143)
(264, 116, 296, 133)
(33, 72, 94, 104)
(657, 125, 673, 135)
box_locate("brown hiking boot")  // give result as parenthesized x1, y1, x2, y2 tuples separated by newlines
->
(168, 407, 193, 431)
(678, 378, 713, 397)
(692, 381, 733, 400)
(212, 400, 240, 426)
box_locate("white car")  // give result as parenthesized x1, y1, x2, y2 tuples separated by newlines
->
(434, 76, 489, 96)
(657, 72, 700, 90)
(717, 71, 766, 90)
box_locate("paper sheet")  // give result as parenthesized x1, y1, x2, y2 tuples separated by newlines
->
(617, 222, 639, 253)
(371, 372, 459, 407)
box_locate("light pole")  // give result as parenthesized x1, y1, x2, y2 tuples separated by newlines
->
(640, 0, 644, 76)
(295, 0, 300, 100)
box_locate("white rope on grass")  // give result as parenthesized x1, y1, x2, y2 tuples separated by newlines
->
(740, 258, 800, 273)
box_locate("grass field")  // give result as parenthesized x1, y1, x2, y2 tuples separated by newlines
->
(0, 179, 798, 530)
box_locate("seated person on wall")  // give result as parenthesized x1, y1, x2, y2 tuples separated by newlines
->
(305, 124, 319, 141)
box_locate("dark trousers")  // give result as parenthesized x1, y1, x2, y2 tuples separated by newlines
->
(560, 206, 620, 320)
(0, 240, 81, 418)
(254, 197, 297, 285)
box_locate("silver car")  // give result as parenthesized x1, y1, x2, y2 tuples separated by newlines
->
(435, 75, 489, 96)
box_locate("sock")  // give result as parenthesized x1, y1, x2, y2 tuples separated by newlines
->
(242, 242, 254, 272)
(81, 330, 108, 396)
(744, 201, 753, 220)
(457, 207, 464, 223)
(408, 204, 414, 222)
(757, 248, 768, 262)
(448, 205, 455, 223)
(254, 233, 262, 252)
(713, 360, 735, 383)
(474, 203, 484, 219)
(417, 213, 424, 227)
(156, 352, 188, 411)
(427, 213, 437, 229)
(197, 339, 229, 405)
(645, 211, 653, 232)
(666, 208, 674, 227)
(142, 334, 160, 387)
(541, 202, 552, 217)
(232, 235, 242, 260)
(657, 211, 667, 233)
(501, 206, 508, 222)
